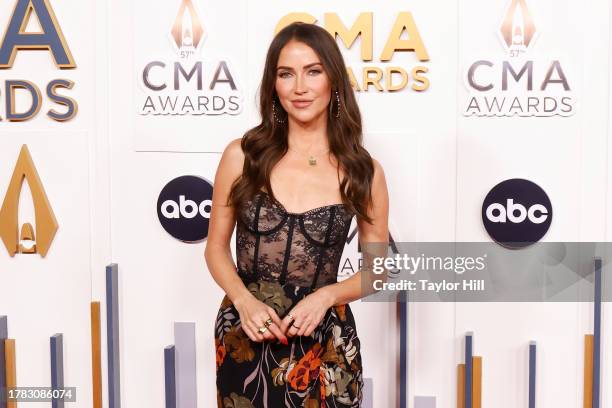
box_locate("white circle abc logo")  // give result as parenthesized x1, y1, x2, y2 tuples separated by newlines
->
(481, 178, 552, 249)
(157, 175, 213, 243)
(161, 195, 212, 219)
(485, 199, 548, 224)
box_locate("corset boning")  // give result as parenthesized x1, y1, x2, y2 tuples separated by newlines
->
(235, 191, 354, 290)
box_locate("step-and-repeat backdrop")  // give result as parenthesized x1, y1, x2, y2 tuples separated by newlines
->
(0, 0, 611, 407)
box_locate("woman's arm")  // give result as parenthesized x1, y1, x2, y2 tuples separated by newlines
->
(205, 138, 250, 303)
(205, 138, 288, 344)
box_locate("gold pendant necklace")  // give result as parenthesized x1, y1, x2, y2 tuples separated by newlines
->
(288, 145, 329, 167)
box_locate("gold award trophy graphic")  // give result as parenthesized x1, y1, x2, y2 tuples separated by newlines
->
(170, 0, 205, 59)
(0, 145, 58, 257)
(499, 0, 537, 57)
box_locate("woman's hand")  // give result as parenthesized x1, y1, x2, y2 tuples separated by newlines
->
(280, 288, 335, 337)
(233, 293, 288, 344)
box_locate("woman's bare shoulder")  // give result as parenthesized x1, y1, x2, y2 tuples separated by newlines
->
(367, 155, 385, 181)
(223, 137, 244, 160)
(215, 137, 245, 189)
(221, 136, 245, 167)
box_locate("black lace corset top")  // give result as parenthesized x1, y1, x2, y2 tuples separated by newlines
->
(235, 190, 354, 290)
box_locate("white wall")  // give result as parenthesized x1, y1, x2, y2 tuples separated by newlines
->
(0, 0, 610, 407)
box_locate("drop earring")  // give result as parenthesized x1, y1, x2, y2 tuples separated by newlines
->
(330, 90, 341, 118)
(272, 99, 285, 124)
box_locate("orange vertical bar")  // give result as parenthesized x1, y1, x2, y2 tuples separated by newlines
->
(5, 339, 16, 408)
(584, 335, 594, 408)
(472, 356, 482, 408)
(457, 364, 465, 408)
(91, 302, 102, 408)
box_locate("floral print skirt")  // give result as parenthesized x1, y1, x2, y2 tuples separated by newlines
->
(215, 281, 363, 408)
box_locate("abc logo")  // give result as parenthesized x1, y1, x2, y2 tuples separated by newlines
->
(482, 178, 552, 249)
(161, 196, 211, 219)
(157, 175, 213, 243)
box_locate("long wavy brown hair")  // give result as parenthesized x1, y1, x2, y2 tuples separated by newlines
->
(228, 22, 374, 223)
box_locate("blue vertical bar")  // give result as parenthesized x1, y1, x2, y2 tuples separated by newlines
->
(528, 341, 536, 408)
(106, 263, 121, 408)
(398, 291, 407, 408)
(164, 346, 177, 408)
(465, 332, 473, 408)
(50, 333, 64, 408)
(592, 258, 601, 408)
(0, 316, 7, 408)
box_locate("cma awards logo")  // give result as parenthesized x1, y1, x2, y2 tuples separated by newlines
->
(276, 12, 430, 93)
(157, 175, 213, 243)
(0, 0, 78, 122)
(463, 0, 576, 117)
(138, 0, 243, 116)
(0, 145, 58, 257)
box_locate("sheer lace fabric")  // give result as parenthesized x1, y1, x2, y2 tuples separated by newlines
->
(235, 190, 354, 290)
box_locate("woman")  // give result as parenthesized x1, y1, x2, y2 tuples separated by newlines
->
(205, 22, 389, 408)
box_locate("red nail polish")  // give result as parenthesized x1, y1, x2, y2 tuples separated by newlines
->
(281, 338, 288, 345)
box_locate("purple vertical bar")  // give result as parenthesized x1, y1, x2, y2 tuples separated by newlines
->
(362, 377, 373, 408)
(0, 316, 7, 408)
(465, 332, 473, 408)
(50, 333, 64, 408)
(414, 396, 436, 408)
(174, 322, 197, 408)
(528, 341, 536, 408)
(106, 263, 121, 408)
(398, 290, 407, 408)
(164, 345, 176, 408)
(592, 258, 601, 408)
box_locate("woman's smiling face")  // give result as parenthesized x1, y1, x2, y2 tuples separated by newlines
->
(275, 40, 332, 125)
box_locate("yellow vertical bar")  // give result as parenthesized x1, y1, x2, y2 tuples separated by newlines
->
(457, 364, 465, 408)
(5, 339, 16, 408)
(472, 356, 482, 408)
(584, 334, 594, 408)
(91, 302, 102, 408)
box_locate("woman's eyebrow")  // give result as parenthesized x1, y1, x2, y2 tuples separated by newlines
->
(276, 62, 323, 71)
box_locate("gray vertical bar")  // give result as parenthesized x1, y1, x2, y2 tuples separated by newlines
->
(164, 346, 177, 408)
(106, 263, 121, 408)
(362, 377, 373, 408)
(0, 316, 7, 408)
(465, 332, 473, 408)
(528, 341, 536, 408)
(414, 396, 436, 408)
(592, 258, 601, 408)
(174, 322, 197, 408)
(50, 333, 64, 408)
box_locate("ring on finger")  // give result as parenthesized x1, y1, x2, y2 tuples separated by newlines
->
(258, 326, 268, 334)
(291, 322, 300, 329)
(264, 318, 273, 328)
(286, 313, 295, 321)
